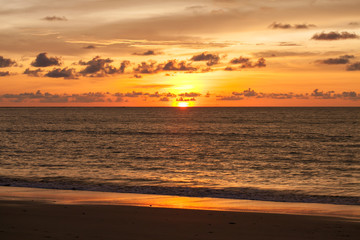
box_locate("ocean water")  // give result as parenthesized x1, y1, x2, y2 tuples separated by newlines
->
(0, 107, 359, 205)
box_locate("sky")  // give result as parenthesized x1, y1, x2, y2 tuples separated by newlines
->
(0, 0, 359, 106)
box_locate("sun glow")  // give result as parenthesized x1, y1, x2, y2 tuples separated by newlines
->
(177, 102, 189, 107)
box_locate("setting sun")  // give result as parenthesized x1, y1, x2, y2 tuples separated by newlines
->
(177, 102, 189, 108)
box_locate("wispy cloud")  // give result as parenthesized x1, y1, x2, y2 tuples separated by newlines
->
(42, 16, 67, 21)
(269, 22, 316, 29)
(217, 88, 360, 101)
(317, 55, 354, 65)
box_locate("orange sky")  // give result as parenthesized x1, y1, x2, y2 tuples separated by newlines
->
(0, 0, 359, 106)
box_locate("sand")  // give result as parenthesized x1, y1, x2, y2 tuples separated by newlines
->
(0, 199, 359, 240)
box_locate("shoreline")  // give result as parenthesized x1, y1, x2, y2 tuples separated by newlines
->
(1, 186, 359, 220)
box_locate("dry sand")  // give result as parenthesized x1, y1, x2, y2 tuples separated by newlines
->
(1, 199, 359, 240)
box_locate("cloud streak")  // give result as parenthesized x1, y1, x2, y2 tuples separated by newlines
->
(269, 22, 316, 29)
(318, 55, 354, 65)
(217, 88, 360, 101)
(42, 16, 68, 21)
(311, 31, 359, 40)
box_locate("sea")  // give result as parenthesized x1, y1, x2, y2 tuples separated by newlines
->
(0, 107, 359, 205)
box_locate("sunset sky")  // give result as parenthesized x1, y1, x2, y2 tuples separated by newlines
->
(1, 0, 359, 106)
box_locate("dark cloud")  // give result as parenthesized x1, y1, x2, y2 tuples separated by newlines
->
(71, 92, 107, 103)
(125, 91, 144, 97)
(162, 60, 197, 71)
(318, 55, 354, 65)
(311, 31, 359, 40)
(190, 52, 220, 66)
(217, 89, 360, 101)
(230, 56, 250, 65)
(0, 91, 108, 103)
(133, 50, 159, 56)
(79, 56, 129, 77)
(133, 74, 142, 78)
(159, 97, 169, 102)
(133, 61, 160, 74)
(45, 68, 78, 79)
(178, 92, 201, 97)
(224, 66, 234, 71)
(23, 68, 42, 77)
(269, 22, 316, 29)
(133, 60, 197, 74)
(176, 97, 196, 102)
(31, 53, 61, 67)
(229, 57, 266, 69)
(0, 56, 16, 68)
(83, 45, 96, 49)
(42, 16, 68, 21)
(218, 95, 244, 101)
(0, 71, 10, 77)
(119, 60, 131, 73)
(346, 62, 360, 71)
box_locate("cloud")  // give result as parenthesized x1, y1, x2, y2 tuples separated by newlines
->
(125, 91, 144, 97)
(31, 53, 61, 67)
(23, 68, 42, 77)
(83, 45, 96, 49)
(349, 22, 359, 26)
(229, 57, 266, 69)
(79, 56, 130, 77)
(163, 60, 197, 71)
(318, 55, 354, 64)
(178, 92, 201, 97)
(278, 42, 301, 47)
(311, 31, 359, 40)
(190, 52, 220, 66)
(224, 66, 235, 71)
(133, 61, 160, 74)
(0, 56, 16, 68)
(42, 16, 68, 21)
(133, 60, 197, 74)
(217, 88, 360, 101)
(176, 97, 196, 101)
(71, 92, 107, 103)
(45, 68, 78, 79)
(159, 97, 169, 101)
(346, 62, 360, 71)
(0, 91, 108, 103)
(230, 56, 251, 65)
(133, 50, 159, 56)
(0, 71, 10, 77)
(269, 22, 316, 29)
(218, 95, 244, 101)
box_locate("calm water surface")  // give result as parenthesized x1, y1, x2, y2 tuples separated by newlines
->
(0, 107, 359, 204)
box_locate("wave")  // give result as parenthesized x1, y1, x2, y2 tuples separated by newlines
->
(1, 176, 358, 206)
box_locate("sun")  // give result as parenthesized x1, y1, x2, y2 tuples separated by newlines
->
(177, 102, 189, 107)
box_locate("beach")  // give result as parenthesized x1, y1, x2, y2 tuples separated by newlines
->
(1, 199, 360, 240)
(1, 186, 360, 240)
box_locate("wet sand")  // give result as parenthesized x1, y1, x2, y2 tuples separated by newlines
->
(1, 199, 360, 240)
